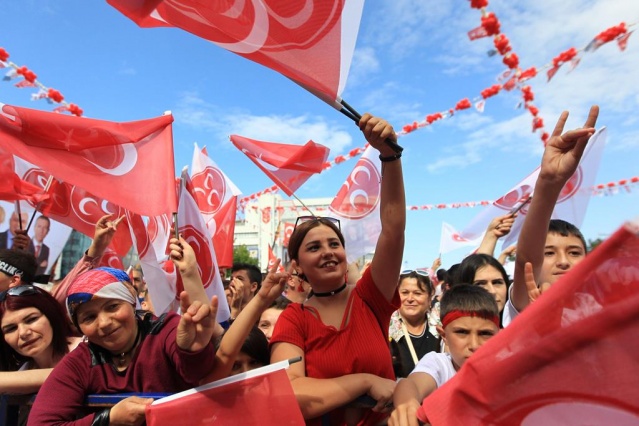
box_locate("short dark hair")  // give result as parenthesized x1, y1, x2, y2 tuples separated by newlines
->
(216, 326, 270, 369)
(269, 295, 291, 310)
(287, 218, 345, 262)
(0, 249, 37, 282)
(0, 286, 75, 370)
(548, 219, 587, 253)
(439, 284, 499, 322)
(232, 263, 262, 290)
(436, 268, 448, 283)
(36, 215, 51, 227)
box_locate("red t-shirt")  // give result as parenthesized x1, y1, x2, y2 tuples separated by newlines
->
(271, 267, 399, 425)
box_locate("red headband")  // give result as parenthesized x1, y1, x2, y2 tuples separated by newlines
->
(441, 310, 500, 329)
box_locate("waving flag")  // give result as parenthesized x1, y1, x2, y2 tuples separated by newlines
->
(178, 169, 231, 323)
(267, 245, 285, 273)
(461, 127, 607, 248)
(0, 149, 49, 203)
(127, 210, 178, 315)
(0, 103, 176, 216)
(418, 220, 639, 425)
(191, 144, 241, 268)
(328, 145, 382, 263)
(13, 156, 133, 257)
(439, 222, 483, 255)
(230, 135, 329, 196)
(108, 0, 364, 108)
(282, 221, 295, 247)
(146, 360, 304, 425)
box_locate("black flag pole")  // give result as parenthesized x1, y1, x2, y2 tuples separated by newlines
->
(339, 99, 403, 154)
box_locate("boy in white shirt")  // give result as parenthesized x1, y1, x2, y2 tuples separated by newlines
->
(389, 284, 500, 426)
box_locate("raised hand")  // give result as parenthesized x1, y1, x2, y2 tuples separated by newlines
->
(11, 230, 31, 251)
(540, 105, 598, 184)
(176, 291, 218, 352)
(490, 213, 517, 238)
(524, 262, 551, 303)
(359, 114, 398, 156)
(88, 214, 122, 258)
(257, 258, 288, 304)
(169, 235, 198, 276)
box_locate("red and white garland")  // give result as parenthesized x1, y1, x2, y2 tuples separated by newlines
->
(0, 47, 83, 116)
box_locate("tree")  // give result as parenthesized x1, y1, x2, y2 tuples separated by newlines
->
(587, 238, 604, 252)
(233, 245, 258, 266)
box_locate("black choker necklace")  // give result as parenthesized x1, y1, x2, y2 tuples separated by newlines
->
(112, 331, 140, 367)
(310, 283, 348, 298)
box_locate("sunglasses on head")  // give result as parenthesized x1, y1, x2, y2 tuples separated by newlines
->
(0, 284, 41, 303)
(400, 269, 430, 277)
(294, 216, 341, 231)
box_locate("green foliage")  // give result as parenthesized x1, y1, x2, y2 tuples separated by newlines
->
(233, 245, 258, 266)
(587, 238, 604, 252)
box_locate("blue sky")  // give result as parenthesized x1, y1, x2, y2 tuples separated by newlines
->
(2, 0, 638, 269)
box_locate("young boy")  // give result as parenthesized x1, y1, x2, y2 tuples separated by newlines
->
(512, 106, 598, 313)
(389, 284, 500, 426)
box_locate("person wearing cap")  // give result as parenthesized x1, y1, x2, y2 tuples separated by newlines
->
(0, 249, 49, 292)
(28, 238, 219, 426)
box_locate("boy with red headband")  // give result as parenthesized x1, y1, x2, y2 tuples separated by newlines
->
(389, 285, 500, 426)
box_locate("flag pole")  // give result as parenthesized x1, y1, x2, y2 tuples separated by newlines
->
(340, 99, 404, 154)
(25, 175, 54, 233)
(290, 193, 315, 216)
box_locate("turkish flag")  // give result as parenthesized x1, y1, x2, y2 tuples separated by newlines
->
(0, 103, 176, 216)
(178, 169, 231, 323)
(0, 149, 49, 203)
(439, 222, 484, 255)
(468, 25, 489, 40)
(267, 245, 285, 273)
(108, 0, 365, 106)
(191, 144, 241, 269)
(146, 361, 304, 425)
(13, 156, 134, 257)
(282, 221, 295, 247)
(328, 145, 382, 263)
(418, 221, 639, 425)
(230, 135, 329, 196)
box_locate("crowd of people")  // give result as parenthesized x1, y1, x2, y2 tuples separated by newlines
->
(0, 108, 601, 425)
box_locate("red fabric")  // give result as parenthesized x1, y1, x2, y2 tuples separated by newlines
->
(230, 135, 329, 196)
(145, 368, 304, 425)
(0, 103, 176, 216)
(270, 267, 399, 425)
(417, 223, 639, 425)
(108, 0, 359, 104)
(211, 195, 237, 268)
(267, 244, 285, 273)
(14, 158, 133, 256)
(282, 221, 295, 247)
(441, 310, 499, 329)
(0, 149, 48, 203)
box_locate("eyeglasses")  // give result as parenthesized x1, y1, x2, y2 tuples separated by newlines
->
(294, 216, 341, 231)
(400, 269, 430, 277)
(0, 284, 41, 302)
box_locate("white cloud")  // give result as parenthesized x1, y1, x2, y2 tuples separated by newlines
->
(173, 92, 353, 155)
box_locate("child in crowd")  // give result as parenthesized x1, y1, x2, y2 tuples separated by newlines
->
(257, 296, 290, 342)
(512, 106, 598, 312)
(389, 284, 500, 426)
(229, 326, 270, 376)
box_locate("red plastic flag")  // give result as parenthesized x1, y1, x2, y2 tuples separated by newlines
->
(191, 144, 241, 268)
(328, 145, 381, 262)
(0, 149, 49, 203)
(230, 135, 330, 196)
(282, 221, 295, 247)
(108, 0, 365, 107)
(267, 244, 285, 273)
(418, 221, 639, 425)
(439, 222, 483, 255)
(146, 360, 304, 425)
(0, 103, 176, 216)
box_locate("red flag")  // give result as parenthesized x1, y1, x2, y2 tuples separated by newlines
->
(418, 222, 639, 425)
(108, 0, 365, 106)
(468, 25, 489, 40)
(191, 144, 241, 269)
(267, 245, 285, 273)
(146, 361, 304, 425)
(0, 103, 176, 216)
(0, 149, 49, 203)
(328, 145, 382, 262)
(230, 135, 329, 196)
(282, 221, 295, 247)
(546, 65, 560, 82)
(439, 222, 483, 255)
(13, 157, 133, 257)
(97, 247, 124, 270)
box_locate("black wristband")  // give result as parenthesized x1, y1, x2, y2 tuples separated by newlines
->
(379, 152, 402, 162)
(91, 409, 111, 426)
